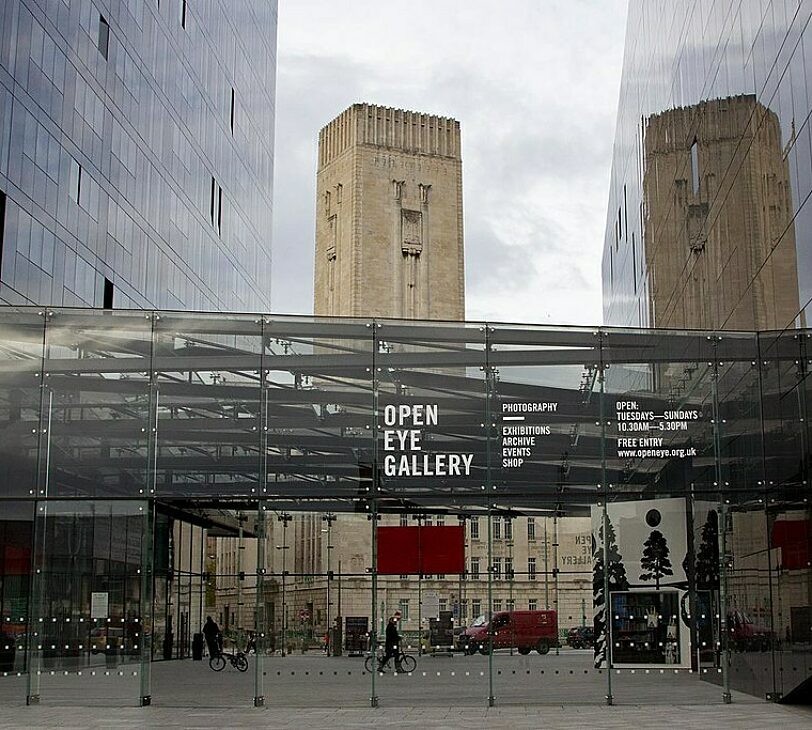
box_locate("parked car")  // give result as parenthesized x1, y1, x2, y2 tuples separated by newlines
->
(565, 625, 594, 649)
(462, 611, 559, 655)
(728, 610, 773, 651)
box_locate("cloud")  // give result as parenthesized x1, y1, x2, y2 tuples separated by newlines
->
(272, 0, 628, 326)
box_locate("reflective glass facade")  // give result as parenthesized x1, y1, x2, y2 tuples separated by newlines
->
(603, 0, 812, 330)
(0, 308, 809, 707)
(0, 1, 276, 311)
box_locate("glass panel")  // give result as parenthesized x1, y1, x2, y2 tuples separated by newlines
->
(716, 333, 771, 702)
(260, 509, 371, 708)
(489, 324, 602, 704)
(373, 320, 488, 706)
(0, 310, 43, 705)
(150, 503, 258, 708)
(40, 309, 153, 498)
(27, 499, 147, 705)
(600, 329, 732, 704)
(150, 312, 263, 707)
(152, 312, 263, 500)
(0, 309, 45, 499)
(758, 330, 812, 701)
(258, 315, 374, 706)
(0, 501, 34, 706)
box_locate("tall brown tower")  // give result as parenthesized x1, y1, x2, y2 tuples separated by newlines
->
(314, 103, 465, 320)
(643, 95, 800, 330)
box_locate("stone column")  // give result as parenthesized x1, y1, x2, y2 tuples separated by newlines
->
(392, 180, 405, 318)
(418, 184, 431, 319)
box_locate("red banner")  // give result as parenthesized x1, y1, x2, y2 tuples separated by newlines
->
(377, 525, 464, 575)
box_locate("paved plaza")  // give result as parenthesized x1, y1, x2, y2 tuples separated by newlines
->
(1, 700, 810, 729)
(2, 650, 811, 727)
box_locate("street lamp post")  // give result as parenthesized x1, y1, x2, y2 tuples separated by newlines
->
(544, 518, 550, 609)
(322, 513, 336, 655)
(553, 511, 560, 657)
(236, 512, 247, 647)
(276, 512, 292, 657)
(458, 515, 466, 630)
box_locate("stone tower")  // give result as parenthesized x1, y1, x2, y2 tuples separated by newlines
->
(642, 95, 800, 330)
(314, 103, 465, 320)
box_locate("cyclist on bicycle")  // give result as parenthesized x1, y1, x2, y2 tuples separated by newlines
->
(378, 610, 402, 672)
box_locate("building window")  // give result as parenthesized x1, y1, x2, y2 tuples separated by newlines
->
(470, 557, 479, 579)
(505, 558, 513, 580)
(70, 159, 82, 204)
(210, 176, 216, 224)
(527, 518, 535, 541)
(399, 574, 408, 580)
(210, 176, 223, 233)
(436, 515, 445, 526)
(472, 599, 481, 619)
(493, 558, 501, 581)
(437, 574, 445, 579)
(103, 278, 114, 309)
(529, 599, 537, 611)
(398, 599, 409, 620)
(0, 190, 6, 274)
(423, 515, 432, 526)
(504, 518, 512, 541)
(439, 598, 447, 613)
(180, 0, 187, 28)
(470, 517, 479, 540)
(528, 557, 536, 581)
(506, 599, 515, 611)
(493, 519, 501, 540)
(690, 138, 700, 194)
(98, 15, 110, 59)
(399, 514, 408, 527)
(493, 599, 502, 613)
(217, 185, 223, 235)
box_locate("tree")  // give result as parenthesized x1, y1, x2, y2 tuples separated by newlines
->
(639, 529, 673, 590)
(694, 510, 719, 591)
(593, 514, 629, 667)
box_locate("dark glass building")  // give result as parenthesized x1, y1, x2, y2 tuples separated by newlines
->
(603, 0, 812, 331)
(0, 0, 277, 311)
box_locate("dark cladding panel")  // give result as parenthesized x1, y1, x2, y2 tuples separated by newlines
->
(419, 525, 465, 574)
(377, 526, 420, 574)
(377, 526, 464, 575)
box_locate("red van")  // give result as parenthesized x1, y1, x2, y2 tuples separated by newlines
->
(462, 610, 558, 655)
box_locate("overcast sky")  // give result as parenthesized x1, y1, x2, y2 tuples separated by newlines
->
(271, 0, 629, 325)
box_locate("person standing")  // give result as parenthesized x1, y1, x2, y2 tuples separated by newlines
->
(246, 630, 257, 655)
(202, 616, 221, 658)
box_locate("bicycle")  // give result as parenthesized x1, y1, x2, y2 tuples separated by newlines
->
(364, 647, 417, 673)
(209, 649, 249, 672)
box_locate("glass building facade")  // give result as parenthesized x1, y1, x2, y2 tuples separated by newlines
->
(0, 0, 276, 312)
(603, 0, 812, 331)
(0, 307, 809, 708)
